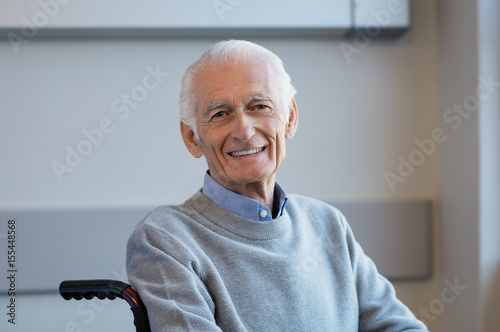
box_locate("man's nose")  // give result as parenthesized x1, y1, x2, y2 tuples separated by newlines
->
(232, 111, 255, 142)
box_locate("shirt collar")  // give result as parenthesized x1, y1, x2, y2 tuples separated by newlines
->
(202, 172, 287, 222)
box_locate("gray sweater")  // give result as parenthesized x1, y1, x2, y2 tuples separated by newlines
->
(126, 191, 428, 331)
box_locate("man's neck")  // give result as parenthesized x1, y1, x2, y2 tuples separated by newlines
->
(224, 179, 276, 213)
(203, 172, 287, 221)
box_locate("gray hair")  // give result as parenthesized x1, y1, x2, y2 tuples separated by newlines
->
(179, 39, 297, 135)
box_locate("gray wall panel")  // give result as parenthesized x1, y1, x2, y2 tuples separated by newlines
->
(0, 199, 432, 293)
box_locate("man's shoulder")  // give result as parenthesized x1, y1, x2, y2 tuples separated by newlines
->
(127, 194, 213, 255)
(129, 191, 205, 234)
(142, 190, 206, 219)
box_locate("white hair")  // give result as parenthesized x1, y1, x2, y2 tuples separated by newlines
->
(179, 39, 297, 135)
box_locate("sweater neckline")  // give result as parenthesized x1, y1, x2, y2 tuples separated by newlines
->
(184, 191, 291, 241)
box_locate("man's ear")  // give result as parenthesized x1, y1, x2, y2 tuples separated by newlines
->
(285, 98, 298, 139)
(180, 121, 203, 158)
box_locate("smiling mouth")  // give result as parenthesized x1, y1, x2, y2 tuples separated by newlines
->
(228, 147, 265, 157)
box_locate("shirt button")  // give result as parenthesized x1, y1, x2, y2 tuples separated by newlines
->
(260, 210, 268, 218)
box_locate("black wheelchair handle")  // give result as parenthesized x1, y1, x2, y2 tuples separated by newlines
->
(59, 279, 151, 332)
(59, 279, 131, 302)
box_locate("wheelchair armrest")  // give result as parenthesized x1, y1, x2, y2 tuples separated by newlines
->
(59, 279, 144, 307)
(60, 279, 150, 331)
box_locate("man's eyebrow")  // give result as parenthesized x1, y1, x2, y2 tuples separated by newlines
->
(204, 101, 229, 116)
(246, 94, 276, 106)
(203, 94, 276, 116)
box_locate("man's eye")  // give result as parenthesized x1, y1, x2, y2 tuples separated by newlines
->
(212, 111, 226, 118)
(254, 105, 270, 110)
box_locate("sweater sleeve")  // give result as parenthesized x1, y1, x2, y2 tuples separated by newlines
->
(337, 210, 429, 332)
(126, 218, 223, 332)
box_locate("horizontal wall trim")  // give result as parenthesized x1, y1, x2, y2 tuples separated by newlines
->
(0, 26, 409, 40)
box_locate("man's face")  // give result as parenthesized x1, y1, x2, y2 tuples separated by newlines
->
(181, 58, 297, 194)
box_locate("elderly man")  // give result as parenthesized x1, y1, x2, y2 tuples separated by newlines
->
(127, 40, 427, 331)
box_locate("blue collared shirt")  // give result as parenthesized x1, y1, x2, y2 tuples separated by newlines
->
(202, 172, 287, 222)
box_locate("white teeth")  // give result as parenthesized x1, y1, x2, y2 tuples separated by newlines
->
(229, 147, 264, 157)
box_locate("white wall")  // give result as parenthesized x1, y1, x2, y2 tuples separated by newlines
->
(478, 1, 500, 331)
(0, 0, 455, 331)
(436, 0, 500, 331)
(0, 4, 439, 209)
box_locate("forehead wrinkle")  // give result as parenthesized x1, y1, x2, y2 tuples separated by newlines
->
(205, 100, 229, 113)
(204, 92, 275, 116)
(195, 59, 279, 114)
(244, 93, 276, 107)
